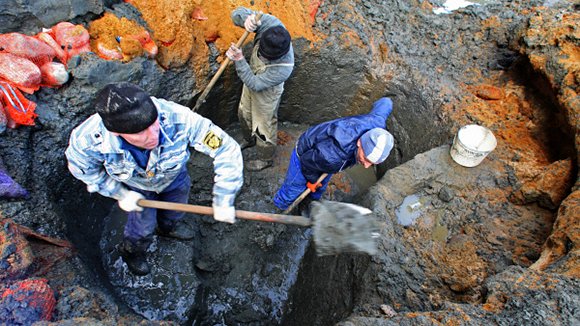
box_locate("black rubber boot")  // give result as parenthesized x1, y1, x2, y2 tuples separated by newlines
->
(157, 221, 195, 240)
(239, 138, 256, 150)
(117, 239, 150, 276)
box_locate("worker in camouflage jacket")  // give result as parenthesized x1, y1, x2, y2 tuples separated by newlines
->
(66, 82, 243, 275)
(274, 97, 395, 212)
(226, 6, 294, 171)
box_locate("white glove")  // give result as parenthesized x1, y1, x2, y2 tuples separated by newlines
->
(213, 204, 236, 224)
(118, 190, 145, 212)
(244, 14, 261, 32)
(226, 43, 243, 61)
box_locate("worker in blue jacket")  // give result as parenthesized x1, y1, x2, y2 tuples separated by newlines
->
(273, 97, 394, 211)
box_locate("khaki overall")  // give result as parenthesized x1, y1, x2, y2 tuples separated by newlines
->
(238, 45, 293, 161)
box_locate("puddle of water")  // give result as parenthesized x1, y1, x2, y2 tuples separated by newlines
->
(433, 0, 495, 14)
(542, 0, 564, 6)
(395, 194, 424, 226)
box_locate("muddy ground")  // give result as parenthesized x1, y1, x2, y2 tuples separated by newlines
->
(0, 0, 579, 325)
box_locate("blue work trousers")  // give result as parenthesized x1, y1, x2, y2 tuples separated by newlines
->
(273, 149, 332, 210)
(124, 169, 191, 244)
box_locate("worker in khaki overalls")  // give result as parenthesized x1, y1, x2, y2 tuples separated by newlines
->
(227, 7, 294, 171)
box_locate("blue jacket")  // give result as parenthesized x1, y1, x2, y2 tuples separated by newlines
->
(296, 98, 393, 183)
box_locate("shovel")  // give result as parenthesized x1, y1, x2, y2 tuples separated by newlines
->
(137, 198, 378, 256)
(193, 12, 264, 112)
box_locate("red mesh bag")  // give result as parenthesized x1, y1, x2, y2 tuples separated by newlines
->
(39, 62, 69, 87)
(0, 33, 56, 67)
(309, 0, 323, 24)
(54, 22, 89, 48)
(0, 278, 56, 324)
(0, 81, 37, 127)
(96, 42, 123, 60)
(36, 32, 68, 64)
(53, 22, 91, 61)
(67, 42, 91, 60)
(130, 30, 158, 57)
(0, 53, 41, 92)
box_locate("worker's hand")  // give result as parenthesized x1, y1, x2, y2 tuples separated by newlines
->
(213, 204, 236, 224)
(226, 43, 243, 61)
(118, 190, 145, 212)
(244, 13, 261, 32)
(306, 181, 322, 193)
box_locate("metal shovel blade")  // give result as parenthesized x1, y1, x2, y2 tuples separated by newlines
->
(310, 200, 379, 256)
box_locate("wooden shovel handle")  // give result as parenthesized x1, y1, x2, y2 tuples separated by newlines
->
(283, 173, 328, 214)
(193, 12, 264, 112)
(138, 198, 311, 227)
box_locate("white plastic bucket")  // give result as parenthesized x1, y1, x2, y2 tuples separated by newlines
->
(450, 124, 497, 167)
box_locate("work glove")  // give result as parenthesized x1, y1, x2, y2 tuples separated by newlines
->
(306, 181, 322, 193)
(118, 190, 145, 212)
(213, 204, 236, 224)
(244, 13, 261, 32)
(226, 43, 244, 61)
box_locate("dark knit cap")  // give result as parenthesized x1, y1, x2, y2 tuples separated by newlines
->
(258, 26, 291, 60)
(95, 82, 158, 134)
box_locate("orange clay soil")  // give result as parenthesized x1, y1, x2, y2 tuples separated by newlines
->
(451, 12, 579, 187)
(124, 0, 322, 80)
(523, 11, 579, 139)
(447, 71, 558, 188)
(89, 13, 149, 61)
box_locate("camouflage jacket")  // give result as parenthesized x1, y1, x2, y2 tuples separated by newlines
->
(65, 97, 243, 207)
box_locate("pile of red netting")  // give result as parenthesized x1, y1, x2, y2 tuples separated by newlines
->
(0, 278, 56, 324)
(0, 22, 90, 128)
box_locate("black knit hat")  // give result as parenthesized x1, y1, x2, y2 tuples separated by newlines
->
(258, 26, 291, 60)
(95, 82, 158, 134)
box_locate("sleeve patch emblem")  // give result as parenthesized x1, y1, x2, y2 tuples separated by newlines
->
(203, 131, 222, 150)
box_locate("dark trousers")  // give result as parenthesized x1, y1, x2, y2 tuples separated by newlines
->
(123, 169, 191, 247)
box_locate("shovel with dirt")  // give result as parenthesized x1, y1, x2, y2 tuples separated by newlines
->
(137, 198, 379, 256)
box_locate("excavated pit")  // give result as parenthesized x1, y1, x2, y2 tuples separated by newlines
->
(44, 50, 452, 324)
(48, 53, 573, 325)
